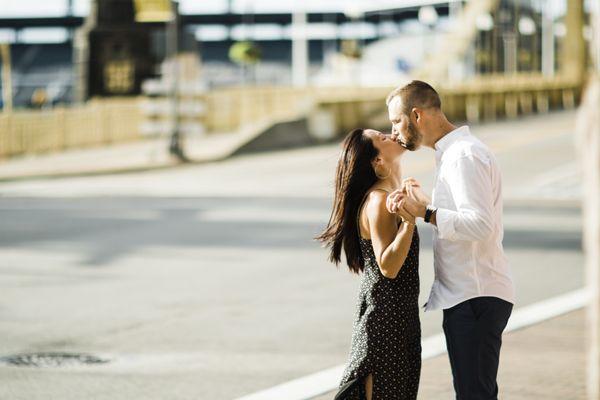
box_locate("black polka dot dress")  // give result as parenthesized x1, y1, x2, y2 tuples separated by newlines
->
(335, 225, 421, 400)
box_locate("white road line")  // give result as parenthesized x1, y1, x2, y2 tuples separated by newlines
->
(505, 289, 589, 332)
(234, 288, 590, 400)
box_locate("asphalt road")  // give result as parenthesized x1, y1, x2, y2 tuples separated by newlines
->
(0, 111, 584, 399)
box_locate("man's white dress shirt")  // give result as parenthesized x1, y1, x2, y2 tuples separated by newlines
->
(425, 125, 515, 311)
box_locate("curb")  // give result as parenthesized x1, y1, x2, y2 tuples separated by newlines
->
(0, 154, 235, 183)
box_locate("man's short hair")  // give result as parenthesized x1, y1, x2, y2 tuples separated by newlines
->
(386, 80, 441, 115)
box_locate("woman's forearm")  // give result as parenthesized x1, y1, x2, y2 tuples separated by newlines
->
(379, 223, 415, 279)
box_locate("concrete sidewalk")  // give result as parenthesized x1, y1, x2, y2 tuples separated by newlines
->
(313, 309, 586, 400)
(0, 132, 248, 181)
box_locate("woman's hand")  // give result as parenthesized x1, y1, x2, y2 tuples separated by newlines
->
(386, 190, 416, 224)
(386, 189, 404, 214)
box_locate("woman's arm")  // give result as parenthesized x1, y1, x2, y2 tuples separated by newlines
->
(365, 191, 415, 279)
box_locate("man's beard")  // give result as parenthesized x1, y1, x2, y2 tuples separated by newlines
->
(401, 121, 422, 151)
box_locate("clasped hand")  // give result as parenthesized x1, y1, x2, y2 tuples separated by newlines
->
(386, 178, 431, 222)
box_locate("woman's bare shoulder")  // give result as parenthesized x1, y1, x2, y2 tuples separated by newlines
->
(364, 189, 391, 216)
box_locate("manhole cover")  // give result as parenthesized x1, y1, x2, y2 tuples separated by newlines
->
(0, 352, 111, 368)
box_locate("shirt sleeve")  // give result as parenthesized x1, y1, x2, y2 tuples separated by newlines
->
(435, 154, 495, 242)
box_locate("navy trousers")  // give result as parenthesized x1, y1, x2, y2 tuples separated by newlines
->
(442, 296, 513, 400)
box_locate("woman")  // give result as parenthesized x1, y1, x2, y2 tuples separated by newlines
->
(317, 128, 421, 400)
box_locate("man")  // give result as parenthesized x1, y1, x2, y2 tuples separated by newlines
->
(386, 80, 515, 400)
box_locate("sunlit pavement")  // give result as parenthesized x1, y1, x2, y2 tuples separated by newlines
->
(311, 309, 585, 400)
(0, 111, 584, 399)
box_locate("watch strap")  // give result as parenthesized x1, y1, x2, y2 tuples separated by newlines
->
(424, 205, 435, 223)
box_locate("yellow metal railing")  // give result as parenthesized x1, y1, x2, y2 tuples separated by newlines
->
(202, 86, 311, 133)
(0, 98, 142, 159)
(0, 75, 585, 160)
(0, 87, 312, 159)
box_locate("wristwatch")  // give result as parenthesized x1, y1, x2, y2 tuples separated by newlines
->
(424, 204, 437, 224)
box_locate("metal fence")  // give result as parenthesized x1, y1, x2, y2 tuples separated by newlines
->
(0, 97, 141, 158)
(0, 74, 585, 160)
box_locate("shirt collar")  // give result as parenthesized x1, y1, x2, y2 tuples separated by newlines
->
(434, 125, 470, 154)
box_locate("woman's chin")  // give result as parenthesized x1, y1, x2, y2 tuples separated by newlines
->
(393, 148, 406, 160)
(396, 144, 409, 155)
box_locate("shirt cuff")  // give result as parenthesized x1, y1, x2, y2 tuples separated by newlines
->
(435, 208, 456, 240)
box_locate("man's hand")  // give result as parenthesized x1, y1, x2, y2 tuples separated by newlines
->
(401, 195, 427, 219)
(403, 178, 431, 207)
(387, 178, 430, 220)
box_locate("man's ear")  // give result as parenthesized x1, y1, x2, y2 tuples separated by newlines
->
(411, 107, 422, 123)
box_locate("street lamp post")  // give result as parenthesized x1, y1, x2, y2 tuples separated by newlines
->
(476, 13, 494, 74)
(418, 5, 439, 67)
(166, 0, 187, 161)
(343, 3, 364, 86)
(0, 43, 13, 112)
(292, 11, 308, 87)
(562, 0, 585, 80)
(541, 0, 555, 77)
(518, 15, 537, 72)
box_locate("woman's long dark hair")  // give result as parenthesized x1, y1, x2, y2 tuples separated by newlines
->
(316, 128, 379, 274)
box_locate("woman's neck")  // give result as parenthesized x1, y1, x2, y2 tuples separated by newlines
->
(377, 162, 402, 191)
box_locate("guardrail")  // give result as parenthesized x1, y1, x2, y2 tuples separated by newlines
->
(310, 73, 583, 136)
(0, 97, 141, 159)
(438, 73, 582, 122)
(202, 85, 312, 133)
(0, 86, 310, 159)
(0, 73, 585, 160)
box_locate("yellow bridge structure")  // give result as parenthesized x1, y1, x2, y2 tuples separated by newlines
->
(0, 0, 590, 160)
(0, 74, 584, 160)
